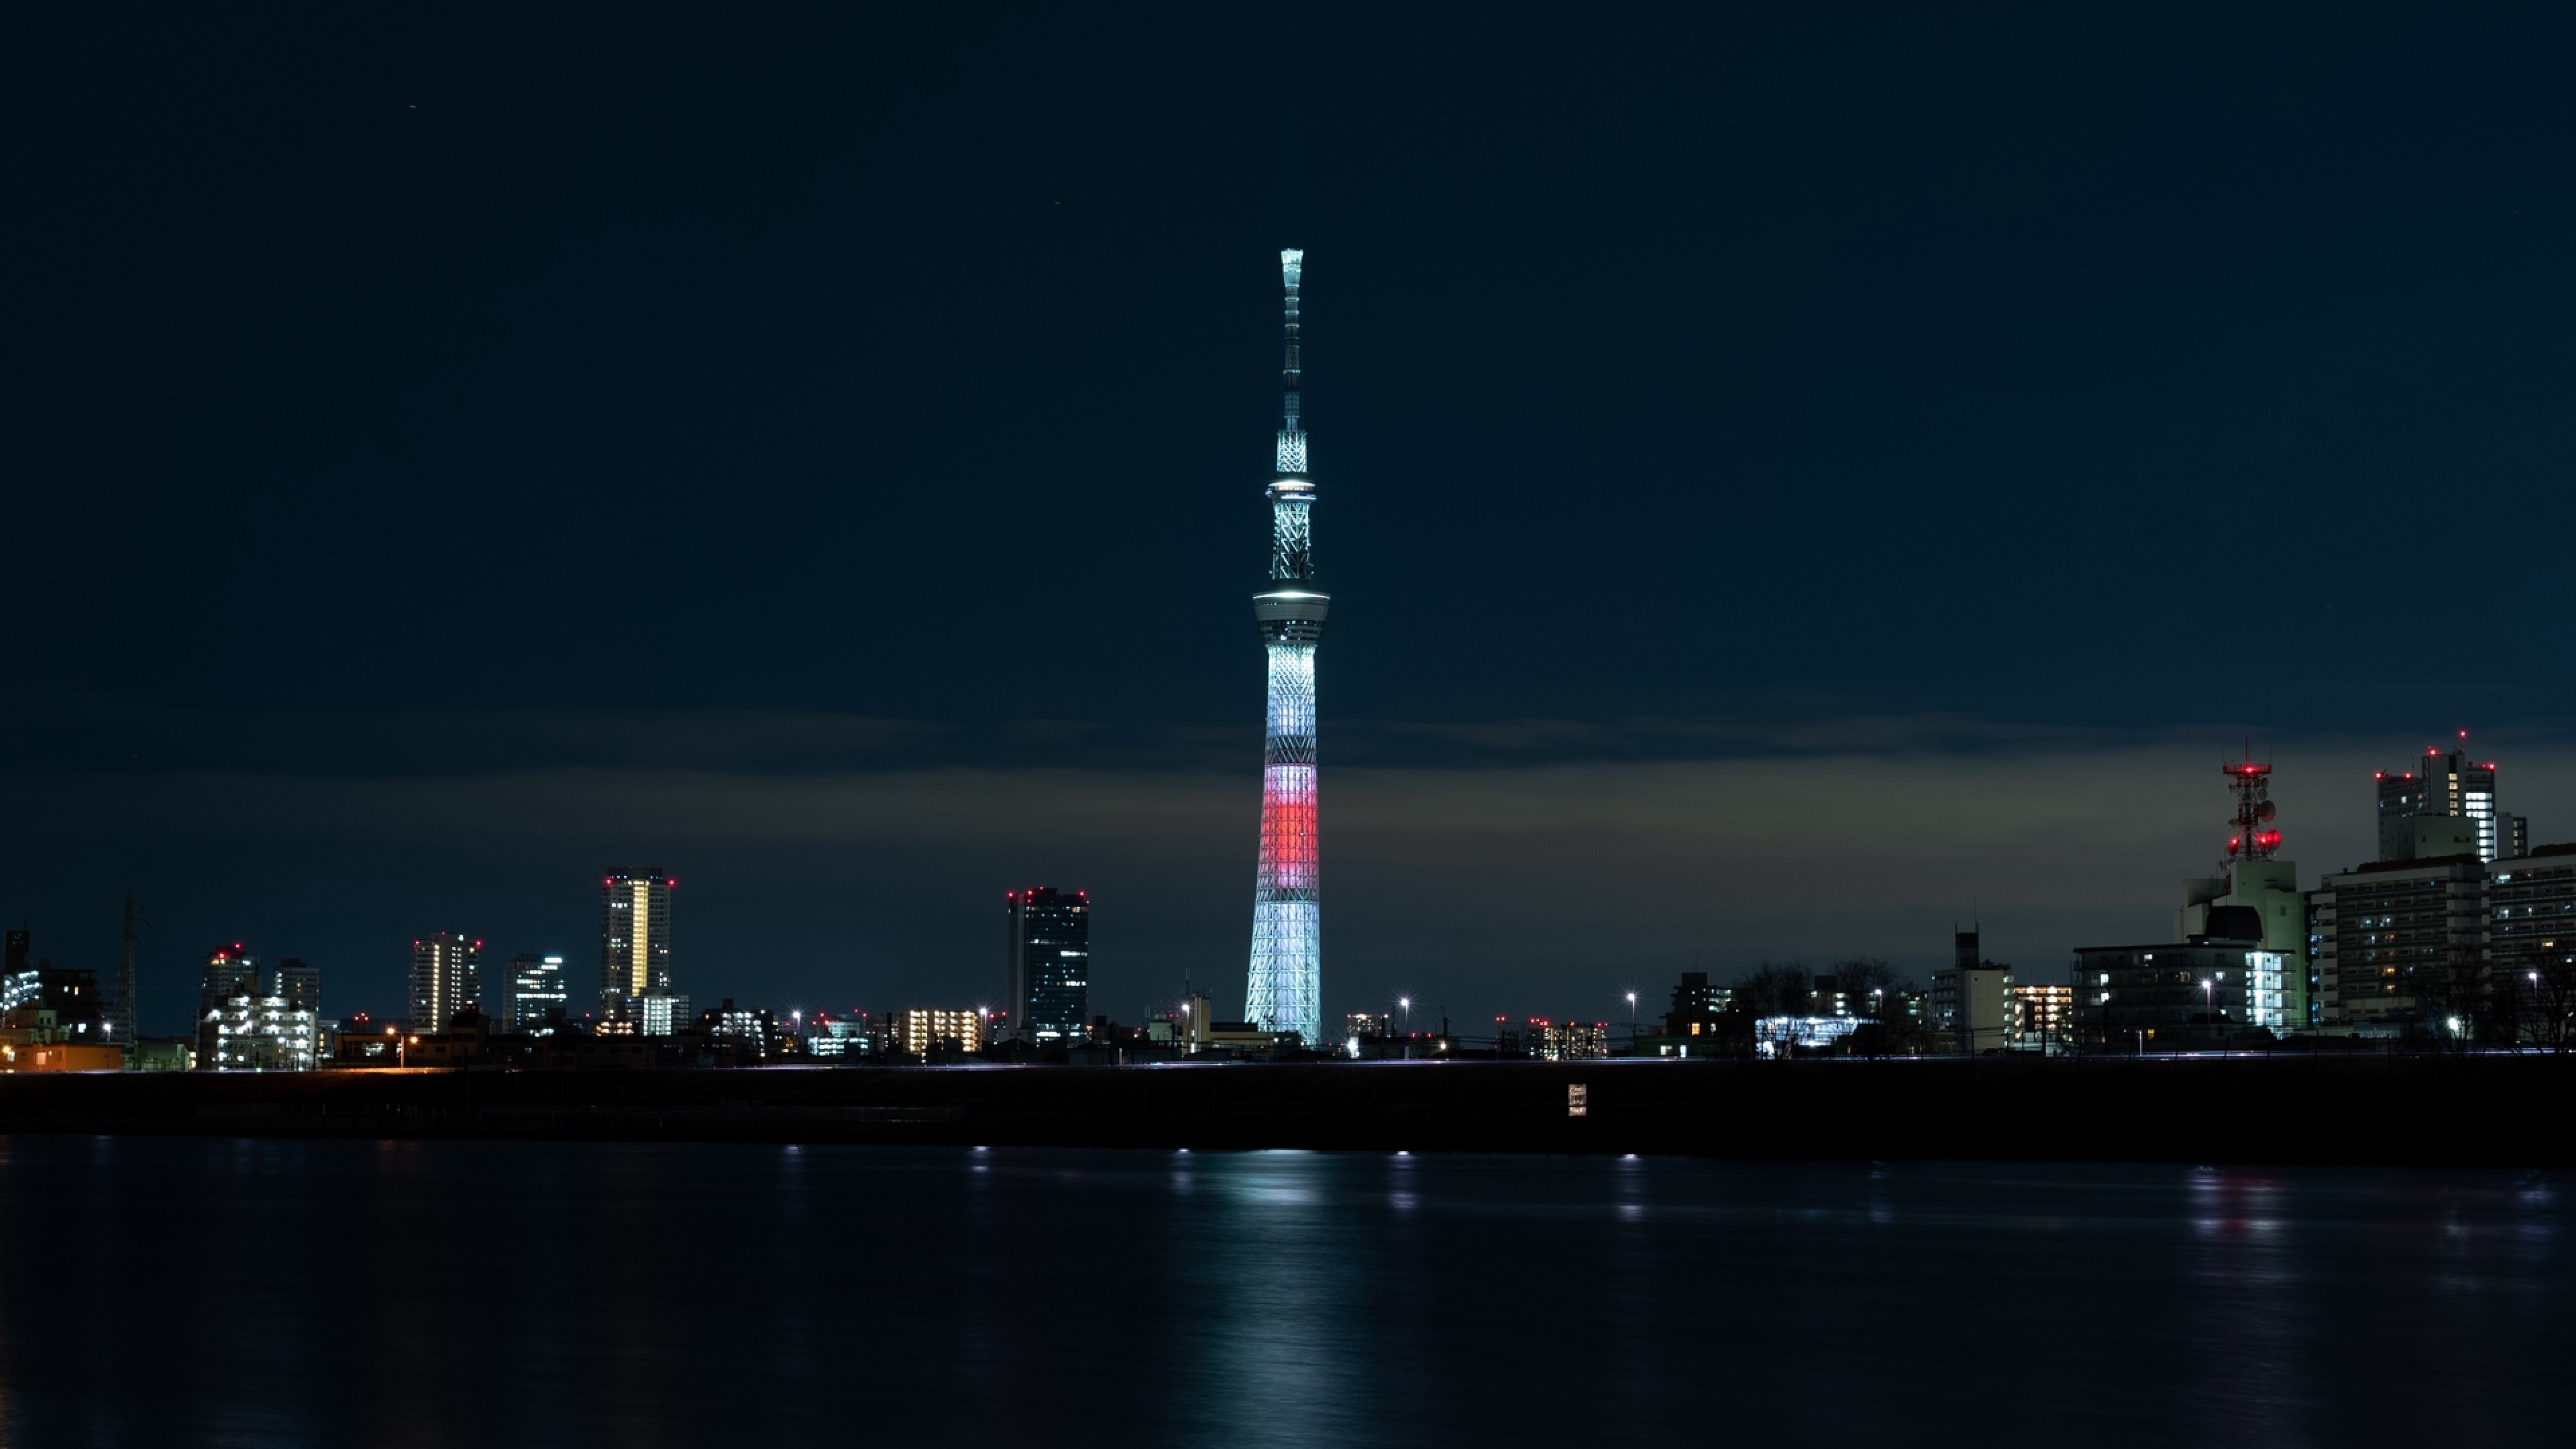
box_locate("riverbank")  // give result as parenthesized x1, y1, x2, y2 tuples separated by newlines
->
(0, 1055, 2567, 1162)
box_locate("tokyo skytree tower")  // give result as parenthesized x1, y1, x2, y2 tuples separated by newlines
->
(1244, 248, 1327, 1049)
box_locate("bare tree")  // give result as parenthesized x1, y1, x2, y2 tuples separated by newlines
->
(2495, 954, 2576, 1053)
(1731, 961, 1813, 1018)
(2406, 949, 2485, 1054)
(1827, 957, 1909, 1016)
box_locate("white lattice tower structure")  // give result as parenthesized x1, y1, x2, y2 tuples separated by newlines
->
(1245, 248, 1327, 1049)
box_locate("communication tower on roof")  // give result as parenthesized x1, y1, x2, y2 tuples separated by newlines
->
(2222, 751, 2282, 866)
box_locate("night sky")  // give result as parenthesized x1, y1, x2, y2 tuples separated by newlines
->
(9, 5, 2575, 1035)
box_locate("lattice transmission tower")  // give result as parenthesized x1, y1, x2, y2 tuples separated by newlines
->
(1244, 248, 1327, 1050)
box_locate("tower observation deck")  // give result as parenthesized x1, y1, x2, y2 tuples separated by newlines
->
(1245, 248, 1327, 1050)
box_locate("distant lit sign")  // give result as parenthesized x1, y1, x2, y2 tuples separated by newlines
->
(1567, 1084, 1588, 1118)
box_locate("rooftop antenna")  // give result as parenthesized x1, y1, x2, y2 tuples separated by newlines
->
(2222, 743, 2280, 869)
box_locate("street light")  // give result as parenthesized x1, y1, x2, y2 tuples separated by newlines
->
(1624, 991, 1638, 1052)
(1398, 996, 1411, 1059)
(2200, 979, 2214, 1044)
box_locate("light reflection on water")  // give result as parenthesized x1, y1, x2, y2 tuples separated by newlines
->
(0, 1138, 2567, 1446)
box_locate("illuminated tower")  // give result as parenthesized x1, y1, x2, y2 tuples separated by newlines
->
(600, 868, 674, 1019)
(1244, 248, 1327, 1049)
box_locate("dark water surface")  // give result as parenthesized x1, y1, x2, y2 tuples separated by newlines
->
(3, 1137, 2565, 1446)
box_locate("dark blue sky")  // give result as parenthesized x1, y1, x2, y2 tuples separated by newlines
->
(8, 4, 2575, 1034)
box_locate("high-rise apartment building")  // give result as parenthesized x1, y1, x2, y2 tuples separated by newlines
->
(600, 869, 674, 1019)
(2009, 983, 2076, 1046)
(195, 944, 260, 1063)
(199, 945, 259, 1020)
(1004, 888, 1091, 1045)
(2489, 844, 2576, 983)
(409, 932, 484, 1032)
(274, 958, 320, 1013)
(504, 953, 567, 1032)
(1523, 1018, 1611, 1060)
(638, 989, 692, 1037)
(2310, 857, 2485, 1028)
(2377, 741, 2526, 863)
(210, 995, 317, 1071)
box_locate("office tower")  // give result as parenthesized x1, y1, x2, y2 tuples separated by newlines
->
(2377, 738, 2526, 863)
(1004, 888, 1091, 1045)
(600, 869, 675, 1018)
(1244, 248, 1328, 1051)
(505, 953, 568, 1031)
(274, 958, 320, 1013)
(199, 944, 259, 1020)
(409, 932, 484, 1032)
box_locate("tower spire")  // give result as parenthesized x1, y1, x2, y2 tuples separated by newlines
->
(1277, 248, 1304, 475)
(1245, 248, 1328, 1051)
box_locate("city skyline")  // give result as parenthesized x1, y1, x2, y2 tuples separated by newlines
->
(15, 722, 2571, 1040)
(7, 7, 2576, 1035)
(7, 9, 2573, 1442)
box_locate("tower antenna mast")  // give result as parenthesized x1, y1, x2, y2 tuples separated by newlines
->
(2222, 749, 2281, 869)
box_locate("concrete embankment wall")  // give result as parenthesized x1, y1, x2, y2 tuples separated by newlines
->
(0, 1057, 2563, 1163)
